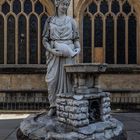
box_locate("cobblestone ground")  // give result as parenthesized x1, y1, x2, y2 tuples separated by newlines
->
(0, 113, 139, 140)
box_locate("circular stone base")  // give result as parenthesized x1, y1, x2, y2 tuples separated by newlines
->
(17, 112, 127, 140)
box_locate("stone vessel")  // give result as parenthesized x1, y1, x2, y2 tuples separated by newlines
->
(17, 64, 127, 140)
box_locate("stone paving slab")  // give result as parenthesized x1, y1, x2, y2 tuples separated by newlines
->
(0, 114, 29, 140)
(0, 113, 139, 140)
(113, 113, 140, 140)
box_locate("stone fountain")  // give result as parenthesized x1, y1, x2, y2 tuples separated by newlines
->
(17, 64, 127, 140)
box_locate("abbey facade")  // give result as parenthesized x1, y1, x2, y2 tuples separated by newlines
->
(0, 0, 140, 110)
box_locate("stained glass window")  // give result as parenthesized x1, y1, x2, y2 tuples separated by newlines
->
(117, 15, 125, 64)
(13, 0, 21, 15)
(18, 15, 27, 64)
(29, 14, 38, 64)
(94, 15, 103, 47)
(24, 0, 32, 15)
(83, 0, 137, 64)
(41, 14, 48, 64)
(123, 1, 131, 15)
(7, 15, 15, 64)
(83, 15, 92, 63)
(100, 0, 108, 15)
(35, 0, 44, 15)
(0, 15, 4, 64)
(89, 2, 97, 14)
(111, 0, 120, 15)
(2, 2, 10, 15)
(128, 14, 137, 64)
(106, 15, 114, 64)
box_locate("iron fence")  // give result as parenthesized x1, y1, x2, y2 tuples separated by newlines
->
(0, 90, 140, 111)
(0, 91, 49, 111)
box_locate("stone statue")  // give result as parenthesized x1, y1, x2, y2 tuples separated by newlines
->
(17, 1, 127, 139)
(42, 0, 80, 116)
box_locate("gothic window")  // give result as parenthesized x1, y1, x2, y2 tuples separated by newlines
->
(41, 14, 48, 64)
(24, 0, 32, 15)
(18, 15, 27, 64)
(89, 2, 97, 14)
(82, 0, 137, 64)
(7, 15, 15, 64)
(2, 1, 10, 15)
(13, 0, 21, 15)
(100, 0, 108, 15)
(29, 14, 38, 64)
(83, 14, 92, 63)
(35, 0, 44, 15)
(111, 0, 120, 15)
(123, 1, 131, 15)
(0, 15, 4, 64)
(0, 0, 49, 64)
(94, 15, 103, 47)
(117, 14, 125, 64)
(128, 14, 137, 64)
(106, 14, 114, 64)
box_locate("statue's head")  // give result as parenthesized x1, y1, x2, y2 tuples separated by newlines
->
(55, 0, 71, 7)
(54, 0, 71, 15)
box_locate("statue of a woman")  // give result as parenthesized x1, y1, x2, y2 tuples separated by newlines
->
(42, 0, 80, 116)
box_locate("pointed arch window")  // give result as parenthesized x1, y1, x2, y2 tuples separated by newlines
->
(0, 15, 4, 64)
(18, 15, 27, 64)
(82, 0, 137, 64)
(117, 14, 125, 64)
(106, 14, 114, 64)
(41, 14, 48, 64)
(94, 15, 103, 48)
(83, 14, 92, 63)
(128, 14, 137, 64)
(0, 0, 49, 64)
(7, 15, 15, 64)
(29, 14, 38, 64)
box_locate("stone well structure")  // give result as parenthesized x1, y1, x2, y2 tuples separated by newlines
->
(17, 64, 127, 140)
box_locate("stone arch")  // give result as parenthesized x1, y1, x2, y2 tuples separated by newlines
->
(76, 0, 140, 64)
(75, 0, 140, 22)
(41, 0, 55, 15)
(0, 0, 54, 15)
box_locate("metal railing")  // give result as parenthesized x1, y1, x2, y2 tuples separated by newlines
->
(0, 90, 140, 111)
(0, 91, 49, 111)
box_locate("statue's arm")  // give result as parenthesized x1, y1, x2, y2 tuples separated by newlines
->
(42, 19, 63, 56)
(72, 19, 81, 56)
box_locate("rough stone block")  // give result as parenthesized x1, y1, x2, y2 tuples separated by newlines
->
(59, 105, 65, 111)
(56, 98, 67, 105)
(69, 113, 87, 120)
(58, 117, 66, 123)
(95, 132, 105, 139)
(73, 100, 89, 107)
(60, 112, 69, 118)
(66, 99, 74, 106)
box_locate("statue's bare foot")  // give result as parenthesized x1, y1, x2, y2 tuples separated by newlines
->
(47, 107, 56, 117)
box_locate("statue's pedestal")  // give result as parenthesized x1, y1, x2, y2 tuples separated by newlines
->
(17, 64, 127, 140)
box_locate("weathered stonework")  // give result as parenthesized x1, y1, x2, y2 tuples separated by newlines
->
(17, 64, 127, 140)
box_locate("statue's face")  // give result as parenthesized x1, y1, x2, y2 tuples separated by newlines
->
(58, 0, 70, 14)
